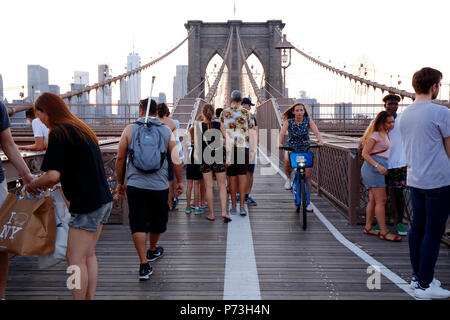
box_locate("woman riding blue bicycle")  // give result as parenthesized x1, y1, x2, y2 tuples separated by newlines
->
(279, 103, 324, 211)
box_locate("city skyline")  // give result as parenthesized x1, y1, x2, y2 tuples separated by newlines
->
(1, 0, 449, 104)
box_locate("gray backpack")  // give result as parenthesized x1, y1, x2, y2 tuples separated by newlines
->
(128, 120, 166, 174)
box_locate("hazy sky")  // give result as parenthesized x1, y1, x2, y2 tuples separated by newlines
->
(1, 0, 449, 103)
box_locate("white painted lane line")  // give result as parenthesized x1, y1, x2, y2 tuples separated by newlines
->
(257, 146, 416, 299)
(223, 204, 261, 300)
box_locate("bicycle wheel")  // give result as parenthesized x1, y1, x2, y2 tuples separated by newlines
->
(299, 176, 307, 230)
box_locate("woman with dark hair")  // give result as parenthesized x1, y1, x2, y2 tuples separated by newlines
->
(278, 103, 324, 211)
(195, 104, 231, 222)
(25, 92, 114, 299)
(156, 103, 178, 211)
(360, 110, 401, 242)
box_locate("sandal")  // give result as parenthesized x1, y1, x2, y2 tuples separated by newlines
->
(379, 231, 402, 242)
(364, 228, 379, 236)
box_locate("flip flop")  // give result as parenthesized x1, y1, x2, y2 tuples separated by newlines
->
(206, 217, 215, 221)
(222, 216, 232, 223)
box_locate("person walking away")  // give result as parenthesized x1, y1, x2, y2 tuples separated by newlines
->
(185, 126, 202, 214)
(173, 117, 184, 210)
(116, 98, 183, 281)
(241, 97, 258, 206)
(399, 67, 450, 299)
(195, 104, 231, 222)
(0, 101, 33, 300)
(278, 103, 324, 211)
(25, 92, 113, 300)
(17, 108, 49, 151)
(360, 111, 401, 242)
(157, 103, 178, 211)
(219, 90, 255, 216)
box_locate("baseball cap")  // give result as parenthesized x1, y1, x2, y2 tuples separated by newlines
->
(230, 90, 242, 101)
(242, 97, 255, 106)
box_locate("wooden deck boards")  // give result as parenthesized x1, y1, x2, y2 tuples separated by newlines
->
(5, 163, 449, 300)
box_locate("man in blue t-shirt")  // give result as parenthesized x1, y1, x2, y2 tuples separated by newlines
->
(399, 67, 450, 300)
(0, 101, 34, 300)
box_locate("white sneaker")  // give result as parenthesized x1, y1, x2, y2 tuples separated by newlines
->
(284, 179, 292, 190)
(414, 285, 450, 299)
(410, 277, 441, 290)
(306, 204, 313, 212)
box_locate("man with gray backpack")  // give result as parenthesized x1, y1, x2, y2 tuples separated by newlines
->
(115, 97, 184, 280)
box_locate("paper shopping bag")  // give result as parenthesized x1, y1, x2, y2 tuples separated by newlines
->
(0, 193, 56, 256)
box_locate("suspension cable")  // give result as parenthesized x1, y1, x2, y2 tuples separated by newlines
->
(290, 42, 449, 106)
(236, 28, 264, 104)
(60, 28, 195, 100)
(205, 27, 234, 103)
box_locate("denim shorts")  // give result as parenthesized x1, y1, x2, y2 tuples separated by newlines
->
(69, 201, 113, 232)
(361, 155, 389, 189)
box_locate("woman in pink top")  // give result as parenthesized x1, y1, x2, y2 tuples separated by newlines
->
(361, 111, 401, 242)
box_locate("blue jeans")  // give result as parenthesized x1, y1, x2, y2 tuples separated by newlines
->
(409, 185, 450, 288)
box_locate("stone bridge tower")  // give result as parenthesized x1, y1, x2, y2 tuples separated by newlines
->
(185, 20, 285, 102)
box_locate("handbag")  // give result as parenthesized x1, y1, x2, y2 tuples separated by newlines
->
(0, 192, 56, 256)
(38, 188, 70, 269)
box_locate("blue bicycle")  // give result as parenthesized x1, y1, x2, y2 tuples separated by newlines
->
(281, 145, 319, 230)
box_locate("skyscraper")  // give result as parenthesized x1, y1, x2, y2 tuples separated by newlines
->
(70, 71, 91, 122)
(96, 64, 112, 123)
(74, 71, 89, 86)
(119, 52, 141, 120)
(334, 102, 353, 120)
(173, 65, 188, 104)
(27, 65, 49, 101)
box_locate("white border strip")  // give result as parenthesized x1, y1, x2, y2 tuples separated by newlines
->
(257, 146, 416, 299)
(223, 205, 261, 300)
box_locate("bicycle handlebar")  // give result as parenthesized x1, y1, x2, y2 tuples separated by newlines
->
(279, 144, 321, 152)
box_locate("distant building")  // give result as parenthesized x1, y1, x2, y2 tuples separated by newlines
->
(74, 71, 89, 85)
(151, 93, 167, 104)
(27, 65, 49, 101)
(158, 92, 166, 104)
(48, 85, 60, 95)
(96, 64, 112, 123)
(334, 102, 353, 120)
(119, 52, 141, 120)
(173, 65, 188, 104)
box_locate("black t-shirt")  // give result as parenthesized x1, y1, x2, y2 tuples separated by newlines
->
(201, 121, 223, 162)
(0, 101, 11, 184)
(41, 124, 113, 214)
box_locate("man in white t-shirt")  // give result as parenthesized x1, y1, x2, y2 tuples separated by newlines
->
(381, 94, 408, 236)
(18, 108, 49, 151)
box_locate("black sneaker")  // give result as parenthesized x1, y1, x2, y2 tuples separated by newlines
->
(147, 246, 164, 262)
(139, 263, 153, 280)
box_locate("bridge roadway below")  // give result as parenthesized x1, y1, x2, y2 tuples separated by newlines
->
(5, 157, 449, 300)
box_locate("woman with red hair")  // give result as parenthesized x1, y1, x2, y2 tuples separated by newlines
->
(26, 92, 113, 300)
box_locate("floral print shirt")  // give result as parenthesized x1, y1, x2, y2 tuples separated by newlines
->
(219, 104, 255, 148)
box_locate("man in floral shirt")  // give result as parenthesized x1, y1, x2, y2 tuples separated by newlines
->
(220, 90, 255, 216)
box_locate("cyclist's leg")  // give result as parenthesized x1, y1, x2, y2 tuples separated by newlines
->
(283, 151, 291, 178)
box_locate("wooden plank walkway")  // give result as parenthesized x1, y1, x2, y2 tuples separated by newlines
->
(5, 162, 449, 300)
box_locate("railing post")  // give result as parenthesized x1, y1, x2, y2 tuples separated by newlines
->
(316, 147, 322, 196)
(347, 150, 360, 225)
